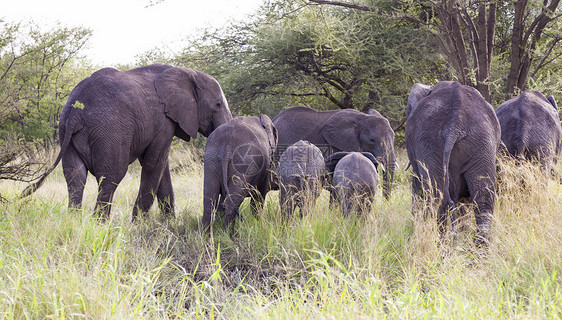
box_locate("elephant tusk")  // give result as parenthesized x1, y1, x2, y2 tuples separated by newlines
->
(405, 161, 411, 171)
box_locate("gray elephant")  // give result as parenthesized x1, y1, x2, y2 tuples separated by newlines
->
(495, 91, 562, 173)
(23, 64, 232, 220)
(406, 81, 501, 246)
(325, 152, 381, 216)
(202, 115, 278, 232)
(278, 140, 326, 217)
(273, 106, 396, 199)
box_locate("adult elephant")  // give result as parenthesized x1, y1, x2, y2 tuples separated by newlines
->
(272, 106, 396, 199)
(406, 81, 501, 246)
(23, 64, 232, 220)
(495, 91, 561, 173)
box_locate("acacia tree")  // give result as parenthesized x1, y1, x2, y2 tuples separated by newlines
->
(173, 2, 447, 120)
(0, 21, 91, 183)
(307, 0, 562, 101)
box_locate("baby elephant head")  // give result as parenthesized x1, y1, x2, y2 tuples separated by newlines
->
(325, 152, 384, 174)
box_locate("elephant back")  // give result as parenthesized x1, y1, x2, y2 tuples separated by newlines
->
(278, 140, 325, 180)
(333, 152, 379, 190)
(496, 91, 562, 159)
(273, 106, 339, 146)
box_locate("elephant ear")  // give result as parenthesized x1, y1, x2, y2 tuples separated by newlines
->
(406, 83, 432, 119)
(324, 152, 350, 173)
(547, 96, 558, 110)
(260, 114, 278, 152)
(322, 110, 361, 152)
(154, 67, 199, 139)
(361, 152, 384, 172)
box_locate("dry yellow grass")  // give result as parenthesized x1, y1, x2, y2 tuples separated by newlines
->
(0, 144, 560, 319)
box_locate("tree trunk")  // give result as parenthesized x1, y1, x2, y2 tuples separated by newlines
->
(506, 0, 527, 98)
(470, 2, 496, 102)
(306, 0, 561, 103)
(506, 0, 560, 98)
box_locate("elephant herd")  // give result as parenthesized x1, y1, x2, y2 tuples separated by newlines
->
(24, 65, 562, 247)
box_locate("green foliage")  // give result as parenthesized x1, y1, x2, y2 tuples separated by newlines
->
(170, 1, 449, 119)
(0, 21, 92, 144)
(0, 20, 92, 181)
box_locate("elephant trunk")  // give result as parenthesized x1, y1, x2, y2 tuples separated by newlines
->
(382, 151, 396, 200)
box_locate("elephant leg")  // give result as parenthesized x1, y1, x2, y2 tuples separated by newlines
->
(201, 168, 220, 233)
(156, 163, 175, 218)
(62, 146, 87, 210)
(436, 199, 453, 239)
(250, 184, 267, 218)
(410, 162, 428, 217)
(328, 186, 338, 208)
(419, 162, 442, 219)
(132, 168, 162, 221)
(132, 148, 171, 221)
(363, 192, 374, 215)
(90, 148, 128, 220)
(337, 188, 351, 217)
(281, 184, 298, 217)
(297, 191, 307, 217)
(223, 192, 244, 232)
(95, 177, 119, 220)
(466, 171, 495, 247)
(279, 185, 290, 217)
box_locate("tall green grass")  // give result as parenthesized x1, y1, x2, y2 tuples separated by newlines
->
(0, 146, 560, 319)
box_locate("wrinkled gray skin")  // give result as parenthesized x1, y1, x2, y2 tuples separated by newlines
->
(496, 91, 562, 173)
(325, 152, 380, 216)
(406, 81, 501, 246)
(278, 140, 326, 217)
(23, 64, 232, 220)
(273, 106, 396, 199)
(202, 115, 278, 232)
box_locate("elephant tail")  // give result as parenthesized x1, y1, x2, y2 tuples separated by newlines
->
(21, 107, 79, 198)
(441, 133, 458, 227)
(442, 134, 458, 206)
(221, 153, 232, 197)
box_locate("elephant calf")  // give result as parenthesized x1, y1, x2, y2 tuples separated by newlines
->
(202, 115, 278, 232)
(273, 106, 396, 199)
(325, 152, 381, 216)
(278, 140, 326, 217)
(496, 91, 562, 173)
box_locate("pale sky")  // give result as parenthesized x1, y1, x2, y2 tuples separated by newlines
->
(2, 0, 263, 66)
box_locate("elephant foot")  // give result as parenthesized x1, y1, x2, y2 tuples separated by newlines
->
(158, 198, 175, 219)
(131, 207, 149, 222)
(93, 213, 108, 222)
(94, 203, 112, 222)
(474, 233, 490, 248)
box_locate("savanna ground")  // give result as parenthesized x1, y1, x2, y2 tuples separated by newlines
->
(0, 142, 561, 319)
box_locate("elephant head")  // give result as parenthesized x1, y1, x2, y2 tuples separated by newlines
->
(325, 151, 383, 174)
(406, 83, 432, 119)
(322, 109, 396, 199)
(154, 67, 232, 141)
